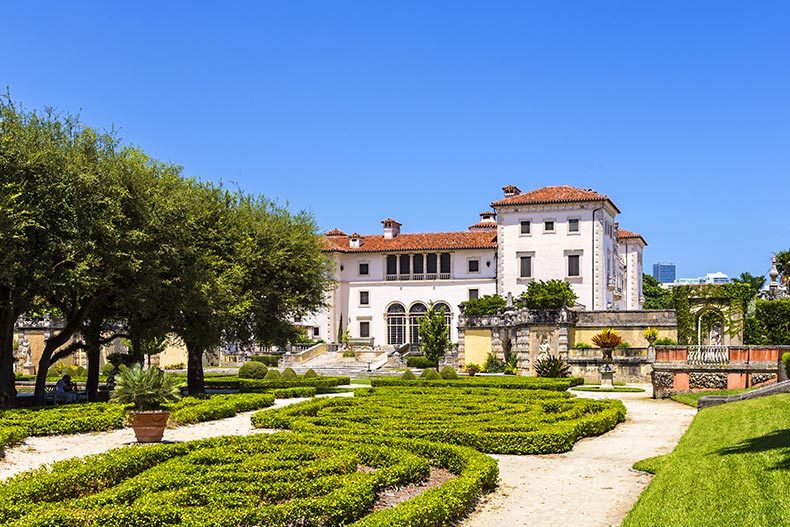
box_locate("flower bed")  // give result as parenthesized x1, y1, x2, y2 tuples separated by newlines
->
(370, 376, 584, 390)
(0, 433, 497, 527)
(252, 386, 625, 454)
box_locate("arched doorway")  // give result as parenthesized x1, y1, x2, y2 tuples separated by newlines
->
(387, 303, 406, 345)
(409, 303, 427, 346)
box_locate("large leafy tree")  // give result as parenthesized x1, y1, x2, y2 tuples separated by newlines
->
(775, 250, 790, 286)
(731, 272, 766, 300)
(642, 274, 673, 309)
(418, 302, 450, 371)
(518, 279, 578, 309)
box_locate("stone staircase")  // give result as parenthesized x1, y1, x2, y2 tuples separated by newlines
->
(287, 349, 400, 377)
(697, 379, 790, 409)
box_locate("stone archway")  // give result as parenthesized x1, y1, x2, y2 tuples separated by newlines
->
(688, 300, 742, 346)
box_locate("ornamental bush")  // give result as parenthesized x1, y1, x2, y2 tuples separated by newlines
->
(238, 361, 268, 379)
(483, 352, 505, 373)
(783, 352, 790, 378)
(440, 366, 458, 380)
(406, 356, 435, 369)
(534, 354, 570, 378)
(401, 369, 416, 380)
(281, 367, 298, 380)
(420, 368, 442, 380)
(303, 368, 319, 378)
(264, 369, 281, 380)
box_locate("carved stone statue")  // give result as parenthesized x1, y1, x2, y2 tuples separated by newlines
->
(537, 334, 551, 359)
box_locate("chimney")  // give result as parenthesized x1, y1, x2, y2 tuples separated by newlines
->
(382, 218, 401, 239)
(349, 233, 364, 248)
(502, 185, 521, 198)
(480, 211, 496, 223)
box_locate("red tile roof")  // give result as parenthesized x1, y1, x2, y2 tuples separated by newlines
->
(323, 231, 497, 253)
(618, 228, 647, 245)
(468, 222, 498, 230)
(491, 185, 620, 212)
(325, 228, 348, 237)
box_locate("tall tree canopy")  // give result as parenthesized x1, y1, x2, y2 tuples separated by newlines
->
(0, 97, 333, 405)
(642, 274, 673, 310)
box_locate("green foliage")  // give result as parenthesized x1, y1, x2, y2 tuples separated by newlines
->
(370, 377, 584, 390)
(406, 356, 435, 369)
(672, 283, 751, 345)
(303, 368, 319, 378)
(418, 302, 450, 368)
(167, 393, 275, 424)
(252, 386, 624, 455)
(730, 272, 766, 300)
(482, 352, 505, 373)
(110, 365, 183, 411)
(592, 329, 623, 349)
(572, 342, 593, 349)
(534, 355, 571, 378)
(263, 369, 281, 380)
(783, 352, 790, 378)
(101, 362, 115, 375)
(616, 342, 631, 348)
(0, 432, 497, 527)
(653, 337, 677, 345)
(248, 355, 280, 367)
(459, 294, 507, 316)
(623, 394, 790, 527)
(238, 361, 268, 379)
(643, 327, 659, 341)
(400, 369, 416, 380)
(517, 279, 578, 309)
(342, 349, 357, 358)
(280, 367, 298, 380)
(420, 368, 442, 380)
(753, 299, 790, 344)
(642, 274, 673, 309)
(464, 363, 480, 375)
(439, 366, 458, 380)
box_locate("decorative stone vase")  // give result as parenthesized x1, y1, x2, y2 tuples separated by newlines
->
(599, 348, 615, 389)
(129, 411, 170, 443)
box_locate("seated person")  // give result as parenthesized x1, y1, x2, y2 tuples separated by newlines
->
(54, 374, 79, 403)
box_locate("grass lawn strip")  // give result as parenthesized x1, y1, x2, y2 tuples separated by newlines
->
(572, 386, 645, 393)
(670, 387, 754, 407)
(0, 433, 497, 527)
(623, 394, 790, 527)
(252, 386, 625, 454)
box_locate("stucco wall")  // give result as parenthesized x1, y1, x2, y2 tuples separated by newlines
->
(571, 310, 677, 348)
(463, 329, 492, 366)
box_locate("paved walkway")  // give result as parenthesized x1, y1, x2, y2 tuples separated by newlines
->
(461, 387, 697, 527)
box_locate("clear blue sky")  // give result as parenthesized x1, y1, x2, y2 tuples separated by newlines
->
(4, 1, 789, 281)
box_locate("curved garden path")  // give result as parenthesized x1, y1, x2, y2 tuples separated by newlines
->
(461, 387, 697, 527)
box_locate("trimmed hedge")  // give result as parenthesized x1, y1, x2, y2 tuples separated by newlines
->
(252, 386, 624, 455)
(203, 376, 351, 392)
(248, 354, 281, 367)
(0, 432, 497, 527)
(238, 362, 268, 379)
(406, 356, 436, 369)
(370, 376, 583, 391)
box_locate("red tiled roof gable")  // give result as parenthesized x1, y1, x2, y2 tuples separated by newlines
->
(492, 185, 619, 212)
(617, 228, 647, 245)
(323, 231, 497, 253)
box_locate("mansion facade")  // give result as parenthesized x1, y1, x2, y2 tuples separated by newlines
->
(303, 185, 646, 347)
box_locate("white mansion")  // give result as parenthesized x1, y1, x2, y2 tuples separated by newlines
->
(303, 185, 646, 347)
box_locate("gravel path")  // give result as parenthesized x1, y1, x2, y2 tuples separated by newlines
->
(461, 387, 697, 527)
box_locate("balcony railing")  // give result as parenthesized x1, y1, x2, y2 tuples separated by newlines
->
(385, 273, 451, 281)
(687, 346, 730, 366)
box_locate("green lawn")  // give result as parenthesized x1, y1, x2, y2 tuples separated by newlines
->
(623, 394, 790, 527)
(572, 385, 645, 393)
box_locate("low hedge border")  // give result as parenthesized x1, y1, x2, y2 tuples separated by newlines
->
(0, 432, 497, 527)
(202, 376, 350, 392)
(370, 376, 584, 390)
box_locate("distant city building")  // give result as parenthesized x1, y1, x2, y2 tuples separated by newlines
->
(652, 262, 676, 283)
(665, 271, 730, 289)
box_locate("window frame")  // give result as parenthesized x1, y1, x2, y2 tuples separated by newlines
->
(467, 258, 480, 274)
(567, 218, 580, 234)
(359, 290, 370, 306)
(543, 219, 556, 233)
(520, 220, 531, 236)
(517, 251, 535, 282)
(358, 261, 370, 276)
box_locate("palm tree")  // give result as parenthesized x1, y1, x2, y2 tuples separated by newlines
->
(731, 272, 766, 299)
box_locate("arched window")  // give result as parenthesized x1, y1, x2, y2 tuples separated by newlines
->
(409, 303, 427, 345)
(387, 303, 406, 345)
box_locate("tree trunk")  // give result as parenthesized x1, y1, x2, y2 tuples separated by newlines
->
(186, 341, 205, 396)
(0, 307, 20, 409)
(129, 329, 145, 366)
(33, 323, 80, 406)
(83, 320, 102, 402)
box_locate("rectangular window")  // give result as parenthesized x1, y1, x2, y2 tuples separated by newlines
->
(360, 321, 370, 338)
(468, 288, 479, 300)
(359, 291, 369, 305)
(568, 218, 579, 233)
(544, 220, 555, 232)
(313, 327, 320, 337)
(399, 254, 411, 275)
(520, 256, 532, 278)
(568, 255, 580, 277)
(468, 259, 480, 273)
(520, 221, 531, 235)
(386, 255, 397, 276)
(358, 262, 369, 276)
(426, 254, 438, 274)
(413, 254, 424, 274)
(440, 253, 451, 274)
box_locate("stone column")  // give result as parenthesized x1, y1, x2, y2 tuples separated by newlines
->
(516, 326, 531, 373)
(456, 326, 466, 367)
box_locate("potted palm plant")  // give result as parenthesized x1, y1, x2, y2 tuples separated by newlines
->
(110, 364, 183, 443)
(592, 328, 623, 388)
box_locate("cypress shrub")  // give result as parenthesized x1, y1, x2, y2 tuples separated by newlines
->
(303, 368, 319, 378)
(264, 369, 281, 380)
(420, 368, 442, 380)
(439, 366, 458, 380)
(281, 368, 298, 380)
(238, 362, 268, 379)
(401, 369, 416, 380)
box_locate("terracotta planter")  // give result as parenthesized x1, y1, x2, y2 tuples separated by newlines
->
(129, 410, 170, 443)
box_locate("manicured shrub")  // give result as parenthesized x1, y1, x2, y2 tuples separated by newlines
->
(783, 352, 790, 378)
(406, 356, 435, 369)
(465, 363, 480, 376)
(534, 354, 570, 378)
(238, 361, 268, 379)
(401, 369, 416, 380)
(482, 352, 505, 373)
(281, 367, 298, 380)
(101, 363, 115, 375)
(264, 369, 281, 380)
(616, 342, 631, 348)
(420, 368, 442, 380)
(370, 376, 584, 390)
(303, 368, 319, 378)
(248, 354, 281, 367)
(654, 338, 677, 345)
(439, 366, 458, 380)
(573, 342, 593, 349)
